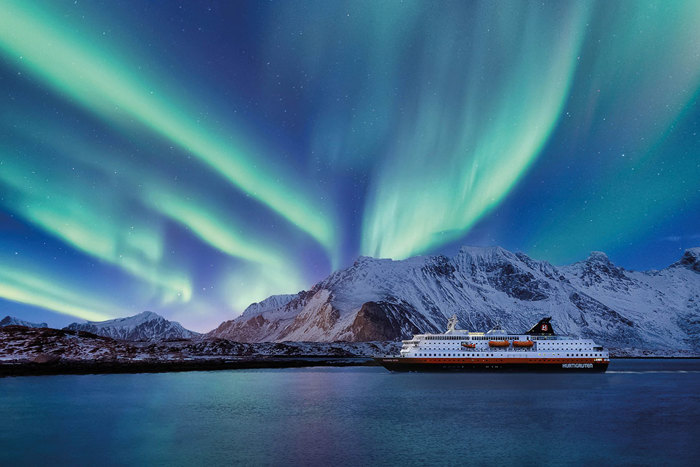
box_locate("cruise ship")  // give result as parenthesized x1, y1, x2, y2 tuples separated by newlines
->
(376, 316, 609, 372)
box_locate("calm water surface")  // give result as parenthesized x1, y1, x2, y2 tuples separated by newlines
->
(2, 359, 699, 466)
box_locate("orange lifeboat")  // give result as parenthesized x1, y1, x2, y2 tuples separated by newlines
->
(461, 342, 476, 348)
(513, 340, 534, 348)
(488, 340, 510, 347)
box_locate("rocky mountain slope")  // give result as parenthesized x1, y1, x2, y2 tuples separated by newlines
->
(65, 311, 199, 341)
(0, 325, 396, 363)
(1, 316, 47, 328)
(208, 246, 700, 353)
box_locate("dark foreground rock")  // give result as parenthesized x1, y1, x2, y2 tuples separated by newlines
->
(0, 357, 375, 377)
(0, 325, 397, 376)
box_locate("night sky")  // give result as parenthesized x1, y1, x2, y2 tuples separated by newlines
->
(1, 1, 698, 331)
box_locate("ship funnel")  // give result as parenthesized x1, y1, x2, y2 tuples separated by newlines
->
(526, 317, 555, 336)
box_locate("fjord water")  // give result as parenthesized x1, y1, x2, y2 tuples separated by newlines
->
(2, 360, 699, 466)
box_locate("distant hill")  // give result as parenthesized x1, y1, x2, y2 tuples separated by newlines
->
(65, 311, 199, 341)
(0, 316, 48, 328)
(207, 246, 700, 354)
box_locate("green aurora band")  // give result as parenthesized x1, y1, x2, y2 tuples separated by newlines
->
(0, 121, 306, 319)
(526, 1, 700, 262)
(0, 152, 193, 306)
(0, 1, 698, 328)
(361, 3, 591, 259)
(0, 261, 113, 321)
(0, 1, 337, 260)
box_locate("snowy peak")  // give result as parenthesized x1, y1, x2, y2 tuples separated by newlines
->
(673, 248, 700, 273)
(207, 245, 700, 354)
(111, 311, 160, 326)
(0, 316, 48, 328)
(240, 293, 299, 319)
(563, 251, 632, 290)
(458, 245, 511, 260)
(65, 311, 199, 341)
(352, 255, 376, 266)
(587, 251, 611, 263)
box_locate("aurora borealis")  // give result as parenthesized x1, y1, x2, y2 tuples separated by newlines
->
(1, 1, 699, 331)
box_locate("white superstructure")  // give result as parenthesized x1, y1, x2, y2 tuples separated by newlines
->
(378, 316, 610, 372)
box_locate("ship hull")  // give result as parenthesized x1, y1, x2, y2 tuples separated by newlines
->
(376, 357, 608, 373)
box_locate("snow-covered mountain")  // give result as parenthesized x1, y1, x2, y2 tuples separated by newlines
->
(0, 316, 48, 328)
(207, 246, 700, 353)
(65, 311, 199, 341)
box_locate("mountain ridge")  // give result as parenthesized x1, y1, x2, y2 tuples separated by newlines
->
(0, 316, 48, 328)
(65, 311, 199, 341)
(207, 246, 700, 353)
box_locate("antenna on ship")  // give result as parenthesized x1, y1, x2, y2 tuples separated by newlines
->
(487, 319, 506, 335)
(446, 315, 458, 333)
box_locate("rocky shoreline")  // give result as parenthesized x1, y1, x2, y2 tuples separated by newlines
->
(0, 356, 377, 377)
(2, 325, 697, 377)
(0, 325, 394, 376)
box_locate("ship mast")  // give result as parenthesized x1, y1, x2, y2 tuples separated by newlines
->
(446, 315, 458, 333)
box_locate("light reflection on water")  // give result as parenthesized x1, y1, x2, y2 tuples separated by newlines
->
(1, 359, 699, 466)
